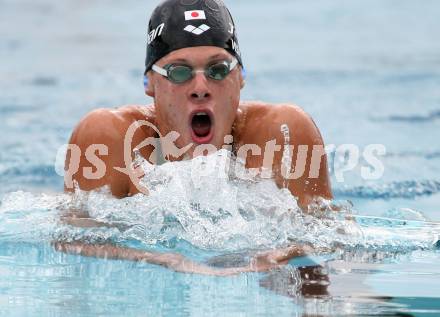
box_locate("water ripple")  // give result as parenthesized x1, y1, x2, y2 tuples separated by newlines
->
(384, 150, 440, 160)
(0, 164, 58, 179)
(335, 179, 440, 199)
(0, 104, 38, 114)
(371, 109, 440, 123)
(28, 77, 58, 87)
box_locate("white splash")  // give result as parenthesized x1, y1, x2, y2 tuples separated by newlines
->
(0, 150, 439, 254)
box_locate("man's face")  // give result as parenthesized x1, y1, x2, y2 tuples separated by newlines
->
(146, 46, 244, 158)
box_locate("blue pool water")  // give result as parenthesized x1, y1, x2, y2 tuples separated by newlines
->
(1, 0, 440, 316)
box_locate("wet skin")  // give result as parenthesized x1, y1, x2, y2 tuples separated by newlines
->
(65, 46, 332, 209)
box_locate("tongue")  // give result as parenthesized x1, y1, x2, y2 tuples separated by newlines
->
(192, 115, 211, 137)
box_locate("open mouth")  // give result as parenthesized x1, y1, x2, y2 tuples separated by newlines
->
(190, 111, 214, 143)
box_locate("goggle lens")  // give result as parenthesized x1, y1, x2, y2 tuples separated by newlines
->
(207, 63, 230, 81)
(168, 65, 193, 83)
(162, 61, 234, 84)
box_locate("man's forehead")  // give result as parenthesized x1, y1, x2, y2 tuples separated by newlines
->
(159, 47, 232, 65)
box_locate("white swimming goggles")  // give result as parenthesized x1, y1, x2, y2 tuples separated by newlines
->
(152, 58, 238, 84)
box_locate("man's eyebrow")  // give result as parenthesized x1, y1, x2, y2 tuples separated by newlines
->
(167, 58, 189, 64)
(208, 53, 229, 61)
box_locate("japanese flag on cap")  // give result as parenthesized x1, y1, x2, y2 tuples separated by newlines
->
(184, 10, 206, 20)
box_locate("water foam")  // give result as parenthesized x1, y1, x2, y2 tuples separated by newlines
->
(0, 150, 439, 255)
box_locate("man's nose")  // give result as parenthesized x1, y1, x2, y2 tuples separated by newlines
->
(188, 72, 211, 102)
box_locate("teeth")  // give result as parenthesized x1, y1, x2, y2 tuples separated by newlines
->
(195, 112, 207, 116)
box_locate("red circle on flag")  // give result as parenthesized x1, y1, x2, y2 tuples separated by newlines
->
(191, 12, 199, 17)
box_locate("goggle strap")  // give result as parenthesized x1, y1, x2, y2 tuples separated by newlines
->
(229, 58, 238, 71)
(152, 64, 168, 77)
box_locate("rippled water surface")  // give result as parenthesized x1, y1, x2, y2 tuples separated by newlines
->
(1, 0, 440, 316)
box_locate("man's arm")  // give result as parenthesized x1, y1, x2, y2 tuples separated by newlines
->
(57, 212, 311, 275)
(238, 103, 332, 209)
(64, 106, 157, 197)
(275, 104, 333, 209)
(53, 241, 309, 276)
(65, 109, 130, 196)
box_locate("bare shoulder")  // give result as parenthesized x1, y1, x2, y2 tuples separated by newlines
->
(238, 101, 324, 146)
(70, 105, 156, 143)
(65, 105, 157, 196)
(237, 101, 332, 205)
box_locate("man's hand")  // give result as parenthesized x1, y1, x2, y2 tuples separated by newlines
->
(249, 245, 313, 272)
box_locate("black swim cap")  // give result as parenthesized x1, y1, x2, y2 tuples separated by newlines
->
(145, 0, 243, 73)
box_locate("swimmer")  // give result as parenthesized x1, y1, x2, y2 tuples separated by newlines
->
(59, 0, 333, 274)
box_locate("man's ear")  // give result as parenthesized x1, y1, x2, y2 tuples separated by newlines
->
(144, 72, 155, 97)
